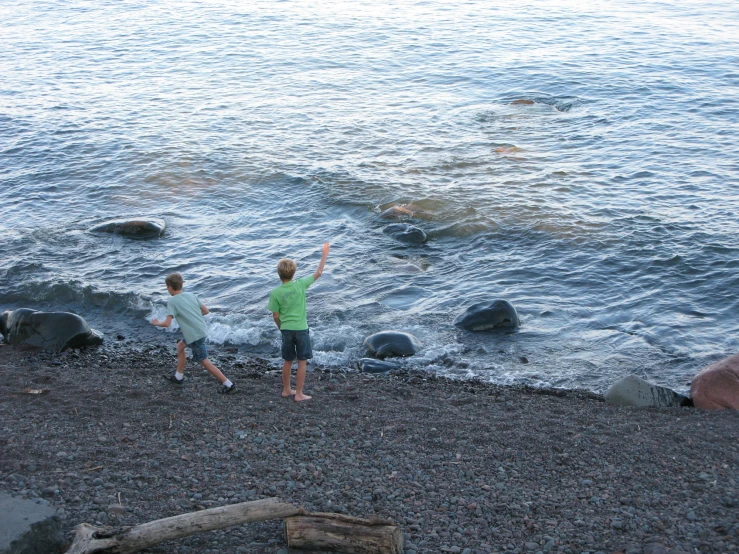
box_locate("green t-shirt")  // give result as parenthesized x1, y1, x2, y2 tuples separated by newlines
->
(267, 275, 315, 331)
(166, 291, 208, 345)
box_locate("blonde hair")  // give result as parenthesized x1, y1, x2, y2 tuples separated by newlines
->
(277, 258, 297, 281)
(165, 273, 184, 291)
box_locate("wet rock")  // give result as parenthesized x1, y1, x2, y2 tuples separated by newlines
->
(357, 358, 403, 373)
(604, 375, 690, 408)
(690, 353, 739, 410)
(88, 217, 166, 239)
(0, 308, 104, 351)
(453, 299, 520, 331)
(379, 205, 415, 220)
(383, 223, 427, 245)
(363, 331, 422, 359)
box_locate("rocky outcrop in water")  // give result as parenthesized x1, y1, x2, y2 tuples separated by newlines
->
(382, 223, 427, 245)
(88, 218, 166, 239)
(690, 353, 739, 410)
(604, 375, 690, 408)
(363, 331, 422, 359)
(453, 299, 519, 331)
(0, 309, 104, 351)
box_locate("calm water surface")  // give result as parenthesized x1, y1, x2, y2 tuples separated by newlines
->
(2, 0, 738, 392)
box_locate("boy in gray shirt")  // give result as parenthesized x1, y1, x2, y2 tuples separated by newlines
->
(151, 273, 236, 394)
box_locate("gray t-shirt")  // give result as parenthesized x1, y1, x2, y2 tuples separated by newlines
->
(166, 291, 208, 345)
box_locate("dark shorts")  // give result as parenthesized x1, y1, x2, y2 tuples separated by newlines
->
(186, 337, 208, 363)
(281, 329, 312, 361)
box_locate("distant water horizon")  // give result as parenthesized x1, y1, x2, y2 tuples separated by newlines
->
(2, 0, 738, 393)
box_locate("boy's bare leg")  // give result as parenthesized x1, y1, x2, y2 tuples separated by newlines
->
(282, 360, 296, 397)
(176, 340, 187, 375)
(294, 360, 311, 402)
(200, 358, 227, 384)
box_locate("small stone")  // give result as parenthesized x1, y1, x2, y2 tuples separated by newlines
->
(107, 504, 127, 515)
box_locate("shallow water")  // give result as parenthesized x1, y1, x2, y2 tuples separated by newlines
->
(2, 0, 739, 392)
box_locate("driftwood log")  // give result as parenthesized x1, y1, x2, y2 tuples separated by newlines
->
(65, 497, 299, 554)
(285, 512, 403, 554)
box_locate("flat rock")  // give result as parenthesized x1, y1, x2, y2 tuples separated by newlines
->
(363, 331, 422, 359)
(604, 375, 689, 408)
(88, 218, 166, 239)
(358, 358, 403, 373)
(0, 491, 64, 554)
(690, 353, 739, 410)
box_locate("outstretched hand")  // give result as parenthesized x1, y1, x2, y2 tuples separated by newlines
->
(321, 241, 330, 258)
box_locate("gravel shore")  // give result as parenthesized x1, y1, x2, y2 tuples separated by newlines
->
(1, 341, 737, 554)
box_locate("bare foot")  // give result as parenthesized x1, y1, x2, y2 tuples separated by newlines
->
(281, 389, 296, 398)
(294, 393, 312, 402)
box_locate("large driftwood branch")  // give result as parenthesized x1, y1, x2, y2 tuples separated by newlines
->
(285, 512, 403, 554)
(66, 497, 299, 554)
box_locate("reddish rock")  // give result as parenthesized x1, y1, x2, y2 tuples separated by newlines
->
(690, 353, 739, 410)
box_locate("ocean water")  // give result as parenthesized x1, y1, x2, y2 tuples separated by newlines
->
(2, 0, 738, 393)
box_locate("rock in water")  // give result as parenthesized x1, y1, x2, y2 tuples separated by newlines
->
(357, 358, 403, 373)
(453, 300, 519, 331)
(690, 353, 739, 410)
(364, 331, 422, 359)
(0, 308, 104, 351)
(383, 223, 427, 245)
(604, 375, 690, 408)
(89, 218, 166, 239)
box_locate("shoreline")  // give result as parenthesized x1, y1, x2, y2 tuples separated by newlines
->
(1, 341, 737, 554)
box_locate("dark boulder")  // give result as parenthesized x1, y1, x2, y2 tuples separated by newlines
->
(453, 299, 519, 331)
(383, 223, 427, 245)
(363, 331, 422, 359)
(0, 308, 104, 351)
(89, 218, 166, 239)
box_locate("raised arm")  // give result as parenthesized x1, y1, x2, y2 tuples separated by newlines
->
(313, 241, 330, 281)
(151, 315, 174, 328)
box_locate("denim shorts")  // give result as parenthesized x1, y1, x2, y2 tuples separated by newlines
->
(187, 337, 209, 362)
(281, 329, 312, 361)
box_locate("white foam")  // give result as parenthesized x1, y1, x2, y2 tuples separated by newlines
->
(206, 319, 264, 346)
(146, 307, 180, 334)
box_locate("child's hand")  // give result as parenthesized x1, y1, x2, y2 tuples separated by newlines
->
(322, 241, 330, 257)
(151, 318, 160, 326)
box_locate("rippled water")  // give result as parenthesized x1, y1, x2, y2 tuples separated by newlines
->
(2, 0, 738, 392)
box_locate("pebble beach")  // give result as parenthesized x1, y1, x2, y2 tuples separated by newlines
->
(1, 341, 737, 554)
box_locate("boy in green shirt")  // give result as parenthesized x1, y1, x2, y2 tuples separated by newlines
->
(268, 242, 330, 402)
(151, 273, 236, 394)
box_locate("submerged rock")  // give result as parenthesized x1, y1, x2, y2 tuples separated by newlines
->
(89, 218, 166, 239)
(604, 375, 690, 408)
(0, 308, 104, 351)
(383, 223, 427, 245)
(363, 331, 422, 359)
(453, 300, 519, 331)
(690, 353, 739, 410)
(358, 358, 403, 373)
(379, 205, 415, 220)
